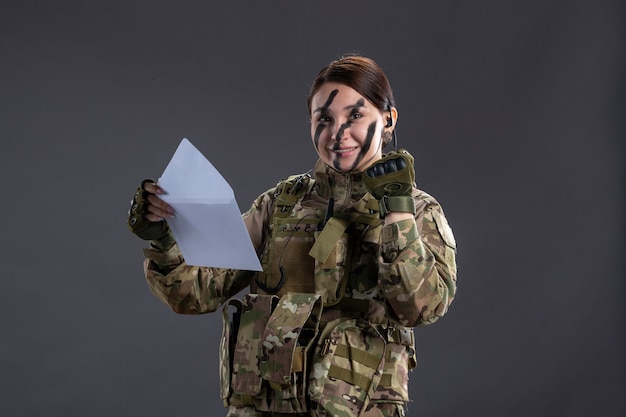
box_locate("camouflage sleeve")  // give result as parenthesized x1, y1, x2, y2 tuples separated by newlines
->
(378, 192, 457, 327)
(141, 189, 275, 315)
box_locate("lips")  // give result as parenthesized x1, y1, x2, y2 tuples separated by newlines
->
(331, 146, 358, 154)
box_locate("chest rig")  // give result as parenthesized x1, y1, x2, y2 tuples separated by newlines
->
(252, 172, 382, 309)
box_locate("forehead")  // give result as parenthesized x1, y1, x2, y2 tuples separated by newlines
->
(311, 82, 370, 110)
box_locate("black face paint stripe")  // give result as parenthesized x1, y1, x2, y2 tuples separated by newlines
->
(314, 123, 325, 150)
(333, 120, 352, 148)
(332, 120, 356, 170)
(344, 98, 365, 112)
(332, 98, 365, 146)
(331, 99, 368, 171)
(317, 89, 339, 111)
(333, 122, 376, 171)
(348, 121, 378, 171)
(331, 98, 365, 147)
(313, 89, 339, 150)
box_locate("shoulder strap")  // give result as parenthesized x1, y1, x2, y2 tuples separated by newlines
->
(273, 173, 314, 218)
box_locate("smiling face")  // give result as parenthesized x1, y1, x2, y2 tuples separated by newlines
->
(310, 82, 391, 173)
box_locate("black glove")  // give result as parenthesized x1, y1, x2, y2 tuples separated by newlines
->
(127, 179, 171, 241)
(362, 149, 416, 218)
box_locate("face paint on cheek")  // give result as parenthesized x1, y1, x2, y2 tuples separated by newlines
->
(331, 99, 365, 171)
(331, 120, 353, 171)
(332, 121, 351, 150)
(314, 124, 325, 150)
(348, 121, 378, 171)
(313, 89, 339, 151)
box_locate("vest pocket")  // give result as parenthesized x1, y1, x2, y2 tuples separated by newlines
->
(221, 293, 323, 413)
(371, 342, 411, 402)
(228, 294, 278, 404)
(308, 318, 387, 416)
(312, 226, 350, 306)
(259, 293, 322, 411)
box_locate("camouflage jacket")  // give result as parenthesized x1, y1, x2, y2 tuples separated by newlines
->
(143, 158, 457, 327)
(142, 158, 457, 414)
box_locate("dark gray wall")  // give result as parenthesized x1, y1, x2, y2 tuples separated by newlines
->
(1, 1, 623, 416)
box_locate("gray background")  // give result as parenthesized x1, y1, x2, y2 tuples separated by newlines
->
(1, 1, 624, 416)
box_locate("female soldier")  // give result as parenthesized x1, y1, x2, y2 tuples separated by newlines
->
(128, 54, 457, 417)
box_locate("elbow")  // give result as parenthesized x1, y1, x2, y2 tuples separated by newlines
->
(418, 280, 454, 326)
(395, 279, 453, 327)
(167, 296, 218, 315)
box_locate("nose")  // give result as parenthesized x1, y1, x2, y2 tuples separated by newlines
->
(331, 121, 348, 142)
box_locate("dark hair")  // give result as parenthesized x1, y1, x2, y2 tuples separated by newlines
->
(307, 54, 395, 114)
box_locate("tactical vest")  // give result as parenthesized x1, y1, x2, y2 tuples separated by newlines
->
(252, 173, 382, 308)
(220, 174, 416, 415)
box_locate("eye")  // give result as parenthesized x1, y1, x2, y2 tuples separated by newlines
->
(317, 114, 331, 123)
(350, 112, 363, 120)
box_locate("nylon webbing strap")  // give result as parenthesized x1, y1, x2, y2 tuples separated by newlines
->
(378, 195, 416, 217)
(327, 364, 372, 392)
(333, 344, 381, 369)
(380, 373, 393, 387)
(379, 349, 397, 388)
(328, 342, 385, 391)
(292, 346, 305, 373)
(334, 342, 398, 389)
(276, 191, 301, 212)
(274, 175, 312, 217)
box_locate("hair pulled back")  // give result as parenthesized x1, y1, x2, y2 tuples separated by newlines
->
(308, 54, 395, 114)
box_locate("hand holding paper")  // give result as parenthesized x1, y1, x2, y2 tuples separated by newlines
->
(156, 138, 263, 271)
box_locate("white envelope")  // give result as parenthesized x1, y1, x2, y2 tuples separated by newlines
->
(156, 138, 263, 271)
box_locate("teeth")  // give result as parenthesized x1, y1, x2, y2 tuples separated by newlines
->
(334, 148, 356, 153)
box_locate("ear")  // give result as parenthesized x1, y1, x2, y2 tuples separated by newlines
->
(385, 107, 398, 131)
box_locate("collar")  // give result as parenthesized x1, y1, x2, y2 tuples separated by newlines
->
(313, 159, 369, 209)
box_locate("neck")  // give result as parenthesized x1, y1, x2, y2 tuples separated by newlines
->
(314, 159, 368, 208)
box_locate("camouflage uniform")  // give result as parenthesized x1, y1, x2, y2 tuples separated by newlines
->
(142, 158, 457, 417)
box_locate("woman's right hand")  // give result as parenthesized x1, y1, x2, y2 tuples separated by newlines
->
(127, 179, 175, 241)
(141, 180, 175, 221)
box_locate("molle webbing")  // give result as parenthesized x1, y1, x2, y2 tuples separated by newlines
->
(329, 343, 382, 390)
(315, 321, 415, 407)
(331, 341, 408, 389)
(273, 174, 313, 217)
(258, 173, 383, 308)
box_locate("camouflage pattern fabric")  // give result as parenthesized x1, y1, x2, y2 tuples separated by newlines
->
(308, 318, 386, 416)
(225, 402, 405, 417)
(231, 294, 277, 399)
(220, 293, 323, 413)
(260, 293, 322, 388)
(220, 298, 241, 406)
(140, 157, 457, 415)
